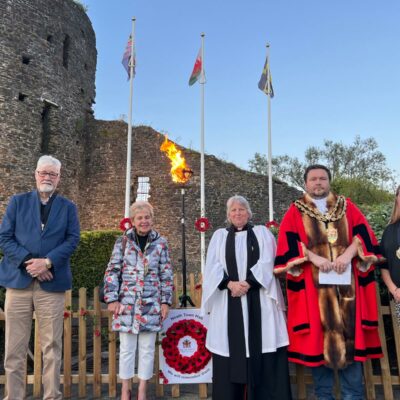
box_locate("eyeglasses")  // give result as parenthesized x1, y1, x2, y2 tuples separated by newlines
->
(36, 171, 59, 178)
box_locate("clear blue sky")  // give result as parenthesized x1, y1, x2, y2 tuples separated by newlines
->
(84, 0, 400, 180)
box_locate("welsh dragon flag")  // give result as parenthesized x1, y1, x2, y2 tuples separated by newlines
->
(188, 48, 202, 86)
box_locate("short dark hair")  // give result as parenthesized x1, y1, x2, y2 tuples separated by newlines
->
(304, 164, 332, 182)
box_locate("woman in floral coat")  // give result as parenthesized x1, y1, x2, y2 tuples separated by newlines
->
(103, 201, 173, 400)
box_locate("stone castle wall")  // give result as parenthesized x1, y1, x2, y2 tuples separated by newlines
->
(0, 0, 301, 274)
(79, 121, 301, 273)
(0, 0, 96, 211)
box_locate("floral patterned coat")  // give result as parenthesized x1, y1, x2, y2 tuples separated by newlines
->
(103, 229, 173, 334)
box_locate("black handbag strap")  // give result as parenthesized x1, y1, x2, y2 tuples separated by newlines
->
(121, 234, 128, 257)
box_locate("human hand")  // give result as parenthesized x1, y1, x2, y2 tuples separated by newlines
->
(228, 281, 250, 297)
(393, 288, 400, 303)
(37, 270, 53, 281)
(332, 254, 351, 274)
(308, 252, 333, 273)
(161, 304, 170, 322)
(107, 301, 124, 316)
(25, 258, 48, 278)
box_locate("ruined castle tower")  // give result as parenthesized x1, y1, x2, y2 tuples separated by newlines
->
(0, 0, 96, 211)
(0, 0, 301, 273)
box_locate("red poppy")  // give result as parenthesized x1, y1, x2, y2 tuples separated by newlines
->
(194, 217, 210, 232)
(119, 217, 133, 231)
(265, 220, 280, 229)
(63, 311, 71, 319)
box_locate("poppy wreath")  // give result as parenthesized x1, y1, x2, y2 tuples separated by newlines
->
(265, 220, 279, 229)
(119, 217, 133, 231)
(161, 319, 211, 374)
(194, 217, 210, 233)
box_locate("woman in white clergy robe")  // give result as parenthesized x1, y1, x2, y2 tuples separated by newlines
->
(201, 195, 292, 400)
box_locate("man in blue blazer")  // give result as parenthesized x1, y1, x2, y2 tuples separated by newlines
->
(0, 155, 80, 400)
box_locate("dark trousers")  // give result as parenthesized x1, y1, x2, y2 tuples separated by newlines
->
(212, 347, 292, 400)
(311, 362, 364, 400)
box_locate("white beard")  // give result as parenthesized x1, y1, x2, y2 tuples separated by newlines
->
(39, 183, 54, 193)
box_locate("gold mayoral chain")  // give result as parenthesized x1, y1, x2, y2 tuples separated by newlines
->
(294, 196, 347, 244)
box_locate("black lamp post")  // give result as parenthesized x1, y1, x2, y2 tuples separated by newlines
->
(179, 168, 195, 308)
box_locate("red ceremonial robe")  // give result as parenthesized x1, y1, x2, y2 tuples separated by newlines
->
(274, 192, 383, 368)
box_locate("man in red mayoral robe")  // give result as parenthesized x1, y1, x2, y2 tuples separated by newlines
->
(274, 164, 383, 400)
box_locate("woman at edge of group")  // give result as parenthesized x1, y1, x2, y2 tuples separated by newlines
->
(380, 185, 400, 325)
(103, 201, 173, 400)
(201, 195, 292, 400)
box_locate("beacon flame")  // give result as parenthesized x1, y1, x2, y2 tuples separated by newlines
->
(160, 136, 193, 183)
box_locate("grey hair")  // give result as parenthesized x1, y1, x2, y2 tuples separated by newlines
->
(226, 195, 252, 223)
(130, 200, 154, 220)
(37, 155, 61, 170)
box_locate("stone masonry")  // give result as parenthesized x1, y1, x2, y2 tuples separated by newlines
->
(80, 121, 301, 273)
(0, 0, 301, 274)
(0, 0, 96, 208)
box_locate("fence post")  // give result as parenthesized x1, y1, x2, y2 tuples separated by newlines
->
(155, 341, 164, 397)
(78, 288, 87, 398)
(376, 286, 393, 400)
(108, 308, 117, 398)
(390, 299, 400, 383)
(33, 315, 42, 398)
(63, 290, 72, 398)
(93, 287, 102, 398)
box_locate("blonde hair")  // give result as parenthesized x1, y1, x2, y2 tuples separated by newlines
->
(130, 200, 154, 220)
(389, 185, 400, 224)
(226, 195, 252, 224)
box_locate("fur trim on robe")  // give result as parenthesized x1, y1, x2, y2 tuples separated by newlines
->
(274, 192, 383, 369)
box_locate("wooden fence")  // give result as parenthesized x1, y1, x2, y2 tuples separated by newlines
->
(0, 274, 399, 399)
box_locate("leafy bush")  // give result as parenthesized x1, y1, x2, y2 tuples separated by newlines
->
(361, 202, 392, 241)
(70, 230, 121, 295)
(331, 177, 393, 207)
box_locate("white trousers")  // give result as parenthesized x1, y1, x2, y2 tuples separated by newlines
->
(119, 331, 157, 380)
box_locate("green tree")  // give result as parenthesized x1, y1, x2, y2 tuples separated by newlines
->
(248, 136, 396, 203)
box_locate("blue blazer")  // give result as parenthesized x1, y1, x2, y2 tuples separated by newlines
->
(0, 191, 80, 291)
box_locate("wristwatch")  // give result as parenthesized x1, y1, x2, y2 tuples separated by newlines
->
(45, 258, 52, 269)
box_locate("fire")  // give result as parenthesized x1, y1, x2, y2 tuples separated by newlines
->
(160, 136, 192, 183)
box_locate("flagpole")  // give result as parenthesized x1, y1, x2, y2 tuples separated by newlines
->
(200, 33, 206, 273)
(125, 17, 135, 218)
(266, 43, 274, 222)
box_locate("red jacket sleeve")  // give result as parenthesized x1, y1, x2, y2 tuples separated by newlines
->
(274, 205, 308, 274)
